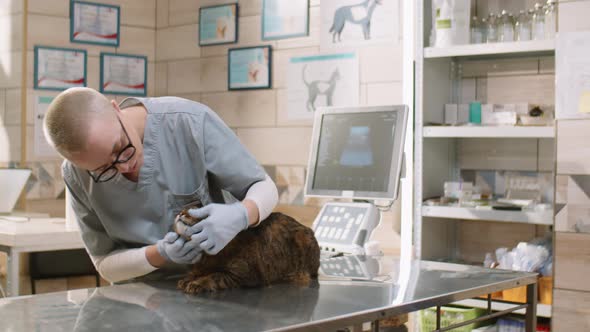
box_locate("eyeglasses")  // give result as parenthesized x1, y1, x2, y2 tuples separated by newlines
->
(87, 116, 136, 183)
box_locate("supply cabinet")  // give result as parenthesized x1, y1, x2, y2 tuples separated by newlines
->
(415, 0, 557, 321)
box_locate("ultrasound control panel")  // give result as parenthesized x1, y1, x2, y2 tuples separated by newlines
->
(320, 255, 380, 280)
(312, 202, 380, 255)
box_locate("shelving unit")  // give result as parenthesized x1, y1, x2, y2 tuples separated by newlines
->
(453, 299, 552, 318)
(423, 126, 555, 138)
(424, 39, 555, 58)
(422, 206, 553, 225)
(415, 0, 556, 323)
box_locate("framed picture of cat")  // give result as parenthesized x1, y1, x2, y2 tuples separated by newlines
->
(286, 53, 359, 119)
(262, 0, 309, 40)
(199, 3, 239, 46)
(228, 46, 272, 90)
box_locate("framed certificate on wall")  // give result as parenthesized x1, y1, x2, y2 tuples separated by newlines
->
(70, 0, 120, 46)
(228, 46, 272, 90)
(34, 46, 87, 91)
(199, 3, 238, 46)
(262, 0, 309, 40)
(100, 53, 147, 96)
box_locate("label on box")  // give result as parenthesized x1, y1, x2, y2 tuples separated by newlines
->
(495, 104, 516, 113)
(483, 110, 518, 125)
(458, 104, 470, 123)
(445, 104, 458, 124)
(515, 103, 530, 115)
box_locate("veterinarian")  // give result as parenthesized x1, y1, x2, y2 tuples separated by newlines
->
(43, 87, 278, 283)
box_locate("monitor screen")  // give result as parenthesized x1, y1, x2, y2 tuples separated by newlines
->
(305, 106, 407, 201)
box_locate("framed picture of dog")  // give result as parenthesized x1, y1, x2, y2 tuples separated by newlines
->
(228, 46, 272, 90)
(262, 0, 309, 41)
(320, 0, 399, 50)
(199, 3, 239, 46)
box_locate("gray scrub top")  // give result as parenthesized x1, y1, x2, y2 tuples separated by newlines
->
(63, 97, 266, 256)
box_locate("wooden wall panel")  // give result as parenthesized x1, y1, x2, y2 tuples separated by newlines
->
(458, 139, 538, 171)
(557, 120, 590, 175)
(555, 232, 590, 292)
(552, 289, 590, 331)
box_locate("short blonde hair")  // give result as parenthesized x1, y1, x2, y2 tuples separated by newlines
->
(43, 87, 114, 158)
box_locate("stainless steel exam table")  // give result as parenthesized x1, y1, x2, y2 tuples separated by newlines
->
(0, 255, 538, 332)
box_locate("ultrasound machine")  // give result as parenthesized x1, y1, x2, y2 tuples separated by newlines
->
(304, 105, 408, 281)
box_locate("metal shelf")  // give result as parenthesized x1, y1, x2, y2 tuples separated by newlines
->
(423, 126, 555, 138)
(424, 39, 555, 58)
(421, 206, 553, 225)
(453, 299, 552, 318)
(414, 3, 557, 296)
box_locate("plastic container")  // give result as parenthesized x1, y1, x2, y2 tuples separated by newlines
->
(420, 306, 486, 332)
(502, 285, 527, 303)
(486, 13, 498, 43)
(544, 0, 557, 39)
(538, 276, 553, 304)
(515, 10, 532, 41)
(477, 291, 503, 300)
(433, 0, 471, 46)
(499, 10, 515, 42)
(532, 2, 545, 40)
(470, 16, 484, 44)
(469, 101, 482, 124)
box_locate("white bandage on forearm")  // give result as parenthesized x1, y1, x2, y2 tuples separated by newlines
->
(91, 246, 157, 283)
(245, 174, 279, 226)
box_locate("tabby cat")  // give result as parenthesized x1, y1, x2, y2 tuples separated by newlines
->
(173, 202, 320, 295)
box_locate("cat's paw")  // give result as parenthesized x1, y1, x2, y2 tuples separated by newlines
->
(177, 277, 189, 290)
(182, 279, 211, 295)
(181, 273, 237, 295)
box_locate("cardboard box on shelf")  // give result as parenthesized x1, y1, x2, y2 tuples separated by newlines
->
(458, 104, 470, 123)
(482, 108, 518, 125)
(494, 104, 516, 113)
(515, 103, 530, 115)
(445, 104, 458, 125)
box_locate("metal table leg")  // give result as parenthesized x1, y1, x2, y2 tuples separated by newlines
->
(371, 320, 380, 332)
(0, 246, 6, 297)
(6, 248, 20, 297)
(525, 282, 537, 332)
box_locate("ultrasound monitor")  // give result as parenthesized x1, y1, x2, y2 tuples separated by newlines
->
(304, 105, 408, 201)
(305, 105, 408, 256)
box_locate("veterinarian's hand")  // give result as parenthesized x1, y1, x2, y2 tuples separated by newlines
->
(186, 202, 249, 255)
(156, 232, 203, 264)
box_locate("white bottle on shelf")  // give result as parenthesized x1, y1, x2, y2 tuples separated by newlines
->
(480, 17, 488, 43)
(499, 10, 515, 42)
(515, 10, 532, 41)
(532, 2, 546, 40)
(544, 0, 557, 39)
(486, 13, 498, 43)
(470, 16, 484, 44)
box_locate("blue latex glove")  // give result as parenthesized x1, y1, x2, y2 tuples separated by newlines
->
(156, 232, 203, 264)
(185, 202, 249, 255)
